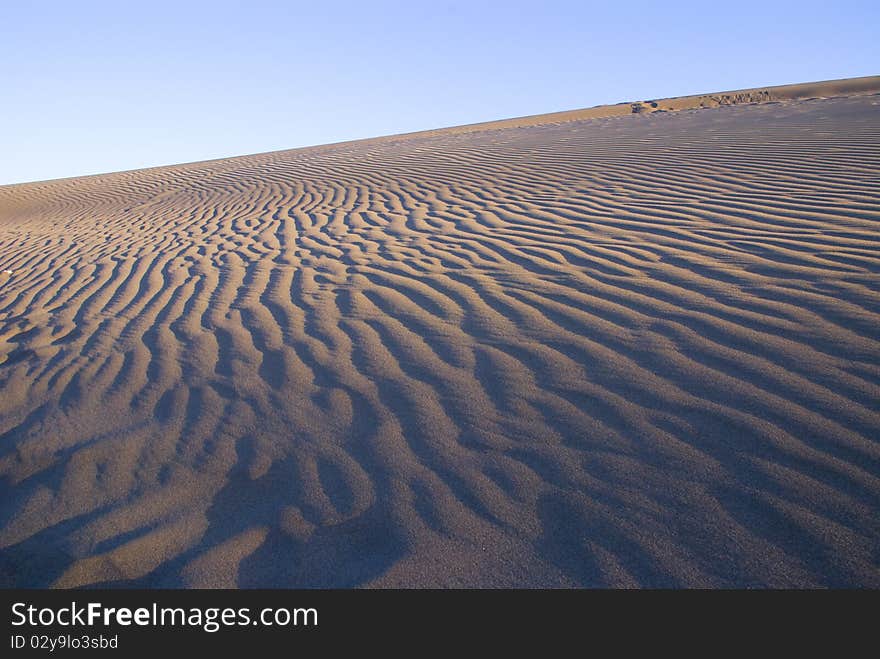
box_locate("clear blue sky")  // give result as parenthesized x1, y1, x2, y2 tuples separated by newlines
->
(1, 0, 877, 185)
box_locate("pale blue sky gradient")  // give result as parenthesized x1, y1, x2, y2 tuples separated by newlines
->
(1, 0, 877, 185)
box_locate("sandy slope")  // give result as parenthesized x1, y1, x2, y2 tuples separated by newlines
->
(1, 79, 879, 588)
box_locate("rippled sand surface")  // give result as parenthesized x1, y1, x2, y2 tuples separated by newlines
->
(1, 85, 879, 587)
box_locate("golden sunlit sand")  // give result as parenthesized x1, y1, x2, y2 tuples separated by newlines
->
(1, 77, 879, 587)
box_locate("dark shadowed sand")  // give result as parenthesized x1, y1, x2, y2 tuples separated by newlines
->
(1, 78, 879, 587)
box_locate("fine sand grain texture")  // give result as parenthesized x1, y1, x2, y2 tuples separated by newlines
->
(1, 78, 879, 587)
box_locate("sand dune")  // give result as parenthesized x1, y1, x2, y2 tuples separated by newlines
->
(1, 78, 879, 587)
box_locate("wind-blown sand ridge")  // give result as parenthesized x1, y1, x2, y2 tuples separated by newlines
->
(1, 77, 879, 587)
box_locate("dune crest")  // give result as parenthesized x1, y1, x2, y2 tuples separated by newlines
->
(1, 79, 879, 587)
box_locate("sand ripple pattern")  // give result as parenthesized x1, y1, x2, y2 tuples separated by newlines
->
(1, 96, 879, 587)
